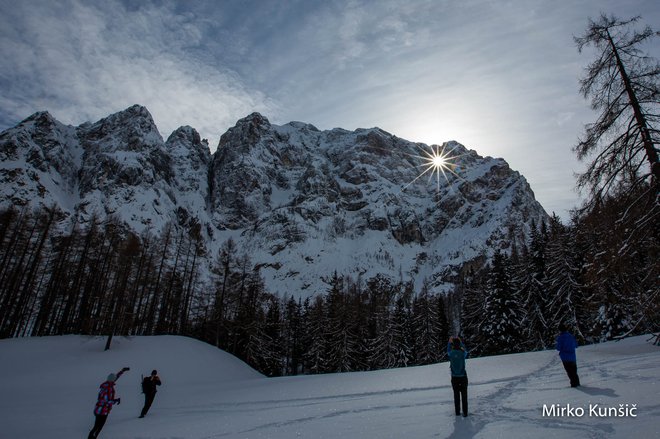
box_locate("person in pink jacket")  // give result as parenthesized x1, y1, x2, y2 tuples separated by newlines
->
(88, 367, 129, 439)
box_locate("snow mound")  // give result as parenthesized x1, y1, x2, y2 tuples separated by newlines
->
(0, 335, 261, 388)
(1, 335, 658, 438)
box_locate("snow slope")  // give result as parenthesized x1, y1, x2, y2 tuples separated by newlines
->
(0, 335, 657, 438)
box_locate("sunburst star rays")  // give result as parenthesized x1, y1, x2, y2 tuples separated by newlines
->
(401, 143, 465, 193)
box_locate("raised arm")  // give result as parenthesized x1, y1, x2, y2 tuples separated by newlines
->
(115, 366, 130, 381)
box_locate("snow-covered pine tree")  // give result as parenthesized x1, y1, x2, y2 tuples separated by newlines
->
(515, 221, 551, 350)
(412, 279, 449, 364)
(459, 266, 487, 354)
(232, 269, 276, 372)
(392, 287, 414, 367)
(262, 296, 284, 376)
(324, 272, 360, 373)
(412, 280, 437, 365)
(478, 252, 523, 355)
(545, 214, 588, 340)
(346, 277, 370, 371)
(575, 192, 655, 340)
(368, 282, 413, 369)
(302, 295, 327, 374)
(367, 302, 394, 370)
(283, 296, 304, 375)
(433, 293, 451, 358)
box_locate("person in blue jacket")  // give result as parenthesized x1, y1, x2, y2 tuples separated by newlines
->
(556, 323, 580, 387)
(447, 336, 468, 417)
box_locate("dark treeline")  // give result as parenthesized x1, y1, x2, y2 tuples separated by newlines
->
(193, 248, 451, 376)
(0, 207, 205, 340)
(0, 206, 451, 376)
(457, 190, 659, 356)
(0, 196, 657, 376)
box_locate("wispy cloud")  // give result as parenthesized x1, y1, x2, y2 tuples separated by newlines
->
(0, 0, 278, 145)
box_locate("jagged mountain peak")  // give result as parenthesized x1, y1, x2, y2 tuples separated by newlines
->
(217, 112, 274, 152)
(79, 104, 163, 152)
(167, 126, 209, 156)
(241, 112, 271, 126)
(19, 110, 58, 128)
(0, 105, 549, 297)
(167, 125, 201, 143)
(284, 121, 320, 132)
(166, 126, 211, 179)
(96, 103, 155, 128)
(230, 112, 272, 135)
(355, 126, 393, 137)
(113, 103, 154, 121)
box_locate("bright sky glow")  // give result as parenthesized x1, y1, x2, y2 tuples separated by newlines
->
(433, 156, 447, 168)
(0, 0, 658, 219)
(404, 143, 463, 193)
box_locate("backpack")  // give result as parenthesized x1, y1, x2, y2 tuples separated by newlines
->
(141, 376, 148, 394)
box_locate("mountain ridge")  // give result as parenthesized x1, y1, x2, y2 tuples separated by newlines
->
(0, 105, 548, 296)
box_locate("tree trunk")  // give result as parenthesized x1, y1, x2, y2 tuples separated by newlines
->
(607, 30, 659, 184)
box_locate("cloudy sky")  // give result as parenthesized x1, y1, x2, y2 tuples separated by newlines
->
(1, 0, 658, 218)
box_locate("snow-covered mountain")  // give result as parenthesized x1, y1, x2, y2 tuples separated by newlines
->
(0, 105, 548, 296)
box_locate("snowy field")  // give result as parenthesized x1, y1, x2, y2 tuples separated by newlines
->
(0, 334, 658, 439)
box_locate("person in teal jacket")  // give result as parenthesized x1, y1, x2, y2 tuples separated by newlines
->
(447, 336, 468, 417)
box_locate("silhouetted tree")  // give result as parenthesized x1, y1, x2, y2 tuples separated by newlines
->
(574, 14, 659, 248)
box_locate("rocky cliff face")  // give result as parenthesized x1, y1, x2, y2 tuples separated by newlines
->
(0, 105, 548, 296)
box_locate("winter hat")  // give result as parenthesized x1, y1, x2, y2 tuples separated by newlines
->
(151, 370, 158, 376)
(107, 373, 117, 382)
(558, 323, 567, 332)
(452, 337, 462, 350)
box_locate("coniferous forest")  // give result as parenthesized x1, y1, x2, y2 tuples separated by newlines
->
(0, 191, 657, 376)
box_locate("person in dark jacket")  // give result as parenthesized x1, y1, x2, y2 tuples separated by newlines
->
(447, 336, 468, 417)
(556, 323, 580, 387)
(88, 367, 129, 439)
(139, 369, 162, 418)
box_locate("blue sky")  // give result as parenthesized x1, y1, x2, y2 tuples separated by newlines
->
(1, 0, 658, 218)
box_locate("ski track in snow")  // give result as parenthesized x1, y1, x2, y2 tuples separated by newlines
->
(191, 356, 562, 439)
(2, 336, 658, 439)
(207, 350, 653, 439)
(447, 355, 615, 439)
(188, 386, 451, 437)
(449, 356, 560, 439)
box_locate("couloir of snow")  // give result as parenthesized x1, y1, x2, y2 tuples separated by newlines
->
(1, 334, 657, 438)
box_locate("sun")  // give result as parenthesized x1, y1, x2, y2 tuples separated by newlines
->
(402, 143, 463, 193)
(432, 154, 447, 169)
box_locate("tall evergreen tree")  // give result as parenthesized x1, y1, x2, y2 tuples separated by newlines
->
(433, 293, 451, 358)
(545, 214, 589, 339)
(459, 267, 487, 354)
(412, 280, 449, 364)
(324, 272, 361, 372)
(282, 296, 304, 375)
(516, 222, 550, 349)
(261, 295, 284, 376)
(576, 189, 658, 340)
(478, 252, 523, 355)
(302, 295, 327, 374)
